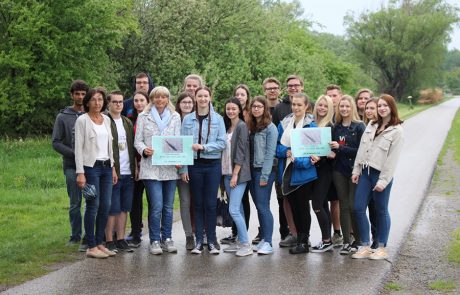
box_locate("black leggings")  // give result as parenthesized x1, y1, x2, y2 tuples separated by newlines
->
(129, 180, 146, 238)
(311, 163, 332, 241)
(287, 183, 313, 235)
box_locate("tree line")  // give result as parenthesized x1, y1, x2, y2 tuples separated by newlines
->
(0, 0, 457, 137)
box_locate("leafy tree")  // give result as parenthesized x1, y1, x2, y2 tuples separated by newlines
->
(345, 0, 459, 100)
(0, 0, 136, 136)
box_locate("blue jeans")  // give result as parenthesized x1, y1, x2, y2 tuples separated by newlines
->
(143, 179, 176, 242)
(64, 168, 83, 240)
(83, 164, 113, 248)
(223, 176, 249, 244)
(250, 169, 275, 244)
(189, 161, 222, 244)
(353, 167, 393, 246)
(110, 174, 134, 215)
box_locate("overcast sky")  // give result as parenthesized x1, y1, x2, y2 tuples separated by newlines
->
(299, 0, 460, 50)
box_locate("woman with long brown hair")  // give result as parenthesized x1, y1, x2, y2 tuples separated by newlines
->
(352, 94, 404, 260)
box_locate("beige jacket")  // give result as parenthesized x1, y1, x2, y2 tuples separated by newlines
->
(352, 122, 404, 189)
(134, 105, 181, 181)
(74, 113, 114, 174)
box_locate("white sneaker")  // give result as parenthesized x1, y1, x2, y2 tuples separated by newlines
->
(351, 246, 372, 259)
(150, 241, 163, 255)
(161, 238, 177, 253)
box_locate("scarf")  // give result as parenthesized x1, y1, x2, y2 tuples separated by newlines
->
(281, 115, 304, 167)
(150, 106, 171, 134)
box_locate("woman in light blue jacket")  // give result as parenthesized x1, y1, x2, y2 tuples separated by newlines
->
(247, 96, 278, 255)
(180, 86, 226, 255)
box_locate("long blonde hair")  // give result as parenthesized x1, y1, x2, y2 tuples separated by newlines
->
(335, 94, 361, 124)
(313, 95, 334, 127)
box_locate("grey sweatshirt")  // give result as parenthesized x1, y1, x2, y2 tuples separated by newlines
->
(51, 107, 84, 170)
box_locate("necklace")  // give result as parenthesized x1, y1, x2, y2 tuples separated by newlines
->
(89, 113, 103, 124)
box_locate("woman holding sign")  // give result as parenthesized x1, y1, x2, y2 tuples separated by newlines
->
(134, 86, 181, 255)
(329, 95, 366, 255)
(276, 93, 317, 254)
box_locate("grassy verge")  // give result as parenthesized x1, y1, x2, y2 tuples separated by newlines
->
(397, 102, 433, 120)
(0, 138, 78, 286)
(0, 137, 179, 287)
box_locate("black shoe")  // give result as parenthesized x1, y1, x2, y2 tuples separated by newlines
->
(289, 243, 309, 254)
(116, 239, 134, 252)
(288, 233, 309, 254)
(67, 237, 81, 246)
(106, 241, 118, 253)
(220, 235, 236, 245)
(252, 231, 262, 245)
(311, 241, 333, 253)
(127, 237, 142, 248)
(208, 243, 220, 255)
(371, 240, 379, 250)
(350, 241, 361, 252)
(340, 243, 352, 255)
(215, 240, 221, 250)
(191, 242, 204, 254)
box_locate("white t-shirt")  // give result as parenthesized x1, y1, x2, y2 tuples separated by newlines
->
(92, 121, 109, 160)
(221, 132, 233, 175)
(114, 118, 131, 175)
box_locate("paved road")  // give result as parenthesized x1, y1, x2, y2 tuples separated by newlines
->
(4, 98, 460, 295)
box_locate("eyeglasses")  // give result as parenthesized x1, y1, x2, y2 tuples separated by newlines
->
(251, 105, 264, 110)
(111, 101, 123, 105)
(265, 87, 279, 92)
(287, 84, 301, 88)
(180, 101, 193, 105)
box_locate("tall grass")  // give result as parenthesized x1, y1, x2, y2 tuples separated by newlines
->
(0, 138, 79, 286)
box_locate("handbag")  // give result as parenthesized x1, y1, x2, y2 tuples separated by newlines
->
(216, 178, 233, 227)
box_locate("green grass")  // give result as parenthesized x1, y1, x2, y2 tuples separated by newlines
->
(0, 137, 79, 286)
(448, 229, 460, 264)
(397, 102, 433, 120)
(0, 137, 179, 286)
(384, 282, 403, 291)
(428, 280, 456, 291)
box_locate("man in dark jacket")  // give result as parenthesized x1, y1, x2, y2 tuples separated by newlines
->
(121, 72, 155, 120)
(271, 75, 304, 248)
(51, 80, 89, 247)
(272, 75, 304, 126)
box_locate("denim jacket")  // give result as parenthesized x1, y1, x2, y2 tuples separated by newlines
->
(252, 122, 278, 183)
(276, 114, 317, 187)
(180, 111, 226, 174)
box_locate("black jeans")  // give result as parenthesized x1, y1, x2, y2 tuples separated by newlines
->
(311, 163, 332, 241)
(129, 179, 146, 238)
(287, 183, 313, 235)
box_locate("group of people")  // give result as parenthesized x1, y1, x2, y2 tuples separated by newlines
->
(52, 72, 403, 260)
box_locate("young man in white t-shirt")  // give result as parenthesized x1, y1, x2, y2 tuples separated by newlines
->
(105, 91, 137, 252)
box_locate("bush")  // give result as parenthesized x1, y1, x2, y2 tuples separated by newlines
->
(417, 88, 443, 104)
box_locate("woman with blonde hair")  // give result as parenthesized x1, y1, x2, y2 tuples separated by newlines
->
(309, 95, 335, 252)
(329, 95, 366, 255)
(134, 86, 181, 255)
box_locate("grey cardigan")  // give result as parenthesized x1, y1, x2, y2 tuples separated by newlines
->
(229, 120, 251, 184)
